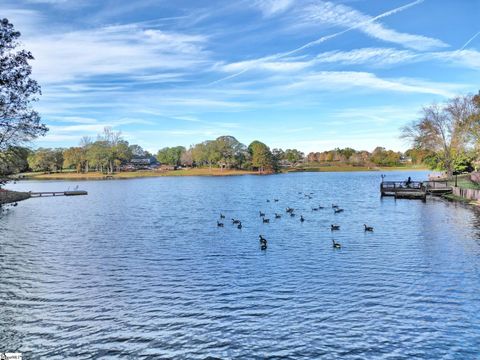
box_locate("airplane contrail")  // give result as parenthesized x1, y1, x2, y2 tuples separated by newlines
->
(460, 30, 480, 50)
(209, 0, 425, 85)
(280, 0, 425, 57)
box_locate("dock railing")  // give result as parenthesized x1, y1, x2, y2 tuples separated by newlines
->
(380, 181, 427, 199)
(381, 181, 425, 191)
(423, 180, 449, 190)
(381, 180, 452, 199)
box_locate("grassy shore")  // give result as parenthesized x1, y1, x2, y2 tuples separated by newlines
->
(15, 164, 427, 181)
(442, 193, 475, 204)
(17, 168, 258, 180)
(287, 164, 427, 173)
(446, 174, 480, 190)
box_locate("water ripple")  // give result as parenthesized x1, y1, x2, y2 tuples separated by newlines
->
(1, 171, 480, 358)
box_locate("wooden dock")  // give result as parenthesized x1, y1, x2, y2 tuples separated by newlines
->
(381, 180, 452, 200)
(29, 190, 88, 198)
(381, 181, 427, 200)
(423, 180, 452, 195)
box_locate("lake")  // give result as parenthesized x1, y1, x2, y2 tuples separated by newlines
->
(1, 171, 480, 359)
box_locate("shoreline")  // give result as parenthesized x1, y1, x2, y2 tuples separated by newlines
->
(14, 166, 428, 181)
(0, 189, 31, 205)
(441, 193, 480, 206)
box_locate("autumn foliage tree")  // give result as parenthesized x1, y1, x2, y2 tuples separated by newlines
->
(401, 95, 475, 176)
(0, 18, 47, 183)
(0, 18, 47, 151)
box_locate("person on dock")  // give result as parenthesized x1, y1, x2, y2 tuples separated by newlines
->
(406, 176, 412, 187)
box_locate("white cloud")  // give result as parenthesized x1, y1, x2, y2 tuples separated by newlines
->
(302, 1, 447, 51)
(3, 8, 45, 36)
(283, 71, 459, 97)
(328, 105, 421, 126)
(315, 48, 418, 66)
(48, 116, 99, 124)
(314, 48, 480, 70)
(430, 49, 480, 70)
(253, 0, 295, 17)
(24, 24, 209, 84)
(218, 58, 312, 73)
(217, 47, 480, 80)
(210, 0, 444, 84)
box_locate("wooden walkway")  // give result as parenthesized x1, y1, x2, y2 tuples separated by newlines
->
(423, 180, 452, 195)
(29, 190, 88, 197)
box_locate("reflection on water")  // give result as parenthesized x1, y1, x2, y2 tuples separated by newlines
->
(1, 171, 480, 359)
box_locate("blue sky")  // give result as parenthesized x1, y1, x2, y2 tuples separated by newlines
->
(4, 0, 480, 153)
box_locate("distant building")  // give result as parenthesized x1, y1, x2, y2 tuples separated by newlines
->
(400, 156, 412, 164)
(130, 158, 152, 166)
(122, 157, 159, 171)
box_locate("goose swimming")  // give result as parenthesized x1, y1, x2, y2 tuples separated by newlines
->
(364, 224, 374, 232)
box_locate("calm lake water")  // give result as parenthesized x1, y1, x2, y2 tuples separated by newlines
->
(1, 171, 480, 359)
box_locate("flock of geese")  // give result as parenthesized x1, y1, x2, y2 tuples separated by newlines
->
(216, 191, 375, 251)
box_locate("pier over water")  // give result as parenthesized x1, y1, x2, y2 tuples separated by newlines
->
(380, 180, 452, 200)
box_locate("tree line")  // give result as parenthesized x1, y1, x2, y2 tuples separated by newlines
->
(25, 128, 149, 173)
(21, 133, 305, 174)
(9, 129, 431, 175)
(306, 147, 405, 167)
(156, 136, 305, 172)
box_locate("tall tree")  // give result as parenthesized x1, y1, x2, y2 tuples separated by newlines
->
(28, 148, 63, 172)
(248, 140, 273, 173)
(0, 146, 30, 174)
(63, 147, 87, 173)
(215, 135, 247, 169)
(180, 147, 194, 167)
(284, 149, 305, 165)
(0, 18, 47, 152)
(95, 127, 131, 173)
(129, 144, 146, 158)
(465, 92, 480, 150)
(401, 96, 473, 176)
(156, 146, 185, 166)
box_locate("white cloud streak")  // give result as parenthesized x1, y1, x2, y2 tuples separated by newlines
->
(301, 0, 447, 51)
(219, 47, 480, 76)
(281, 71, 459, 97)
(211, 0, 440, 84)
(253, 0, 295, 17)
(25, 24, 209, 84)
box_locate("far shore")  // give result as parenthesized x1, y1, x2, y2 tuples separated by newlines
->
(12, 165, 427, 181)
